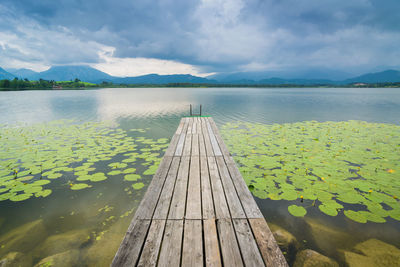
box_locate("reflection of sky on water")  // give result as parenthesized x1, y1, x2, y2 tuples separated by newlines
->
(1, 87, 400, 126)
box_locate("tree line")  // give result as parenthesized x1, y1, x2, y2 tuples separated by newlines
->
(0, 78, 97, 90)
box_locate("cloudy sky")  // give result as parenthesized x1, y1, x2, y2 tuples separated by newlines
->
(0, 0, 399, 77)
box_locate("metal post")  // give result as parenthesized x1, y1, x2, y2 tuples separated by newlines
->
(190, 104, 192, 116)
(200, 105, 202, 116)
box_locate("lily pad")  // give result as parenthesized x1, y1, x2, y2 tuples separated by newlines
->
(288, 205, 307, 217)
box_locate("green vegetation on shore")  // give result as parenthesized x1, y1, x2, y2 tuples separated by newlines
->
(1, 78, 400, 91)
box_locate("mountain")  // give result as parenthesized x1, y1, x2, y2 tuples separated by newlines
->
(6, 68, 38, 80)
(0, 67, 15, 80)
(344, 70, 400, 84)
(112, 74, 212, 84)
(35, 65, 114, 83)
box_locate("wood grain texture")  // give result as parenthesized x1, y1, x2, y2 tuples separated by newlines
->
(217, 219, 244, 267)
(111, 219, 151, 267)
(208, 117, 230, 157)
(232, 219, 265, 267)
(168, 156, 190, 219)
(200, 156, 214, 219)
(182, 220, 203, 266)
(182, 133, 192, 156)
(203, 219, 222, 267)
(249, 218, 289, 267)
(199, 133, 207, 157)
(186, 156, 202, 219)
(208, 156, 230, 219)
(133, 156, 173, 220)
(164, 134, 180, 157)
(206, 118, 222, 156)
(158, 220, 184, 267)
(153, 157, 180, 219)
(191, 134, 200, 156)
(216, 156, 246, 219)
(137, 219, 166, 267)
(201, 118, 215, 156)
(225, 156, 263, 218)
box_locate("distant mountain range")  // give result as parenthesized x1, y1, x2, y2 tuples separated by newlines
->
(2, 65, 400, 85)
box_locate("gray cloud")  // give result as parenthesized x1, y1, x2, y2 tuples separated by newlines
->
(0, 0, 399, 74)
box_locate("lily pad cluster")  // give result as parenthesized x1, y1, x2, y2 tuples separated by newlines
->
(0, 120, 169, 202)
(221, 120, 400, 223)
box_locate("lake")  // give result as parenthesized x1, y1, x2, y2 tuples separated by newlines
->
(1, 87, 399, 266)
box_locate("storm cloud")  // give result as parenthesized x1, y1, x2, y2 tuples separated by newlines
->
(0, 0, 399, 75)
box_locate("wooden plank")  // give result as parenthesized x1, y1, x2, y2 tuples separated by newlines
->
(153, 157, 181, 219)
(201, 118, 215, 156)
(164, 134, 180, 157)
(158, 220, 184, 267)
(249, 218, 289, 267)
(199, 133, 207, 157)
(208, 117, 230, 157)
(206, 118, 222, 156)
(186, 156, 202, 219)
(182, 220, 203, 266)
(191, 134, 199, 156)
(207, 157, 230, 219)
(187, 117, 193, 134)
(216, 156, 246, 218)
(133, 156, 173, 220)
(217, 219, 244, 267)
(182, 133, 192, 156)
(168, 156, 190, 219)
(192, 118, 197, 134)
(225, 156, 263, 218)
(200, 156, 214, 219)
(111, 219, 151, 267)
(175, 133, 186, 156)
(232, 219, 265, 267)
(175, 118, 186, 135)
(137, 219, 166, 267)
(203, 219, 222, 267)
(175, 118, 189, 156)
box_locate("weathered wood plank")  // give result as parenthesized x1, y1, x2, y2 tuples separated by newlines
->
(174, 119, 189, 156)
(249, 218, 289, 267)
(232, 219, 265, 267)
(199, 133, 207, 157)
(158, 220, 184, 267)
(225, 156, 264, 218)
(153, 157, 181, 219)
(201, 118, 214, 156)
(137, 219, 166, 267)
(175, 133, 186, 156)
(216, 156, 246, 218)
(182, 133, 192, 156)
(217, 219, 244, 267)
(175, 118, 186, 135)
(206, 118, 222, 156)
(182, 220, 203, 266)
(191, 134, 199, 156)
(133, 156, 173, 220)
(203, 219, 222, 267)
(208, 117, 230, 157)
(164, 134, 180, 157)
(111, 219, 151, 267)
(192, 118, 197, 134)
(200, 156, 214, 219)
(186, 156, 202, 219)
(208, 157, 230, 219)
(168, 156, 190, 219)
(187, 117, 193, 134)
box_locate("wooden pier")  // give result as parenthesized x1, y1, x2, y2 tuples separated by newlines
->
(112, 117, 287, 267)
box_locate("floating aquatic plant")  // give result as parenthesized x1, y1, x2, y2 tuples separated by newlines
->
(0, 120, 167, 202)
(221, 120, 400, 223)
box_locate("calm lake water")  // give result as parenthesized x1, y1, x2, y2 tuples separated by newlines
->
(1, 87, 399, 266)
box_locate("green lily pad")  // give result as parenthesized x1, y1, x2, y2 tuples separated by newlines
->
(132, 183, 145, 190)
(70, 183, 91, 190)
(124, 174, 141, 182)
(288, 205, 307, 217)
